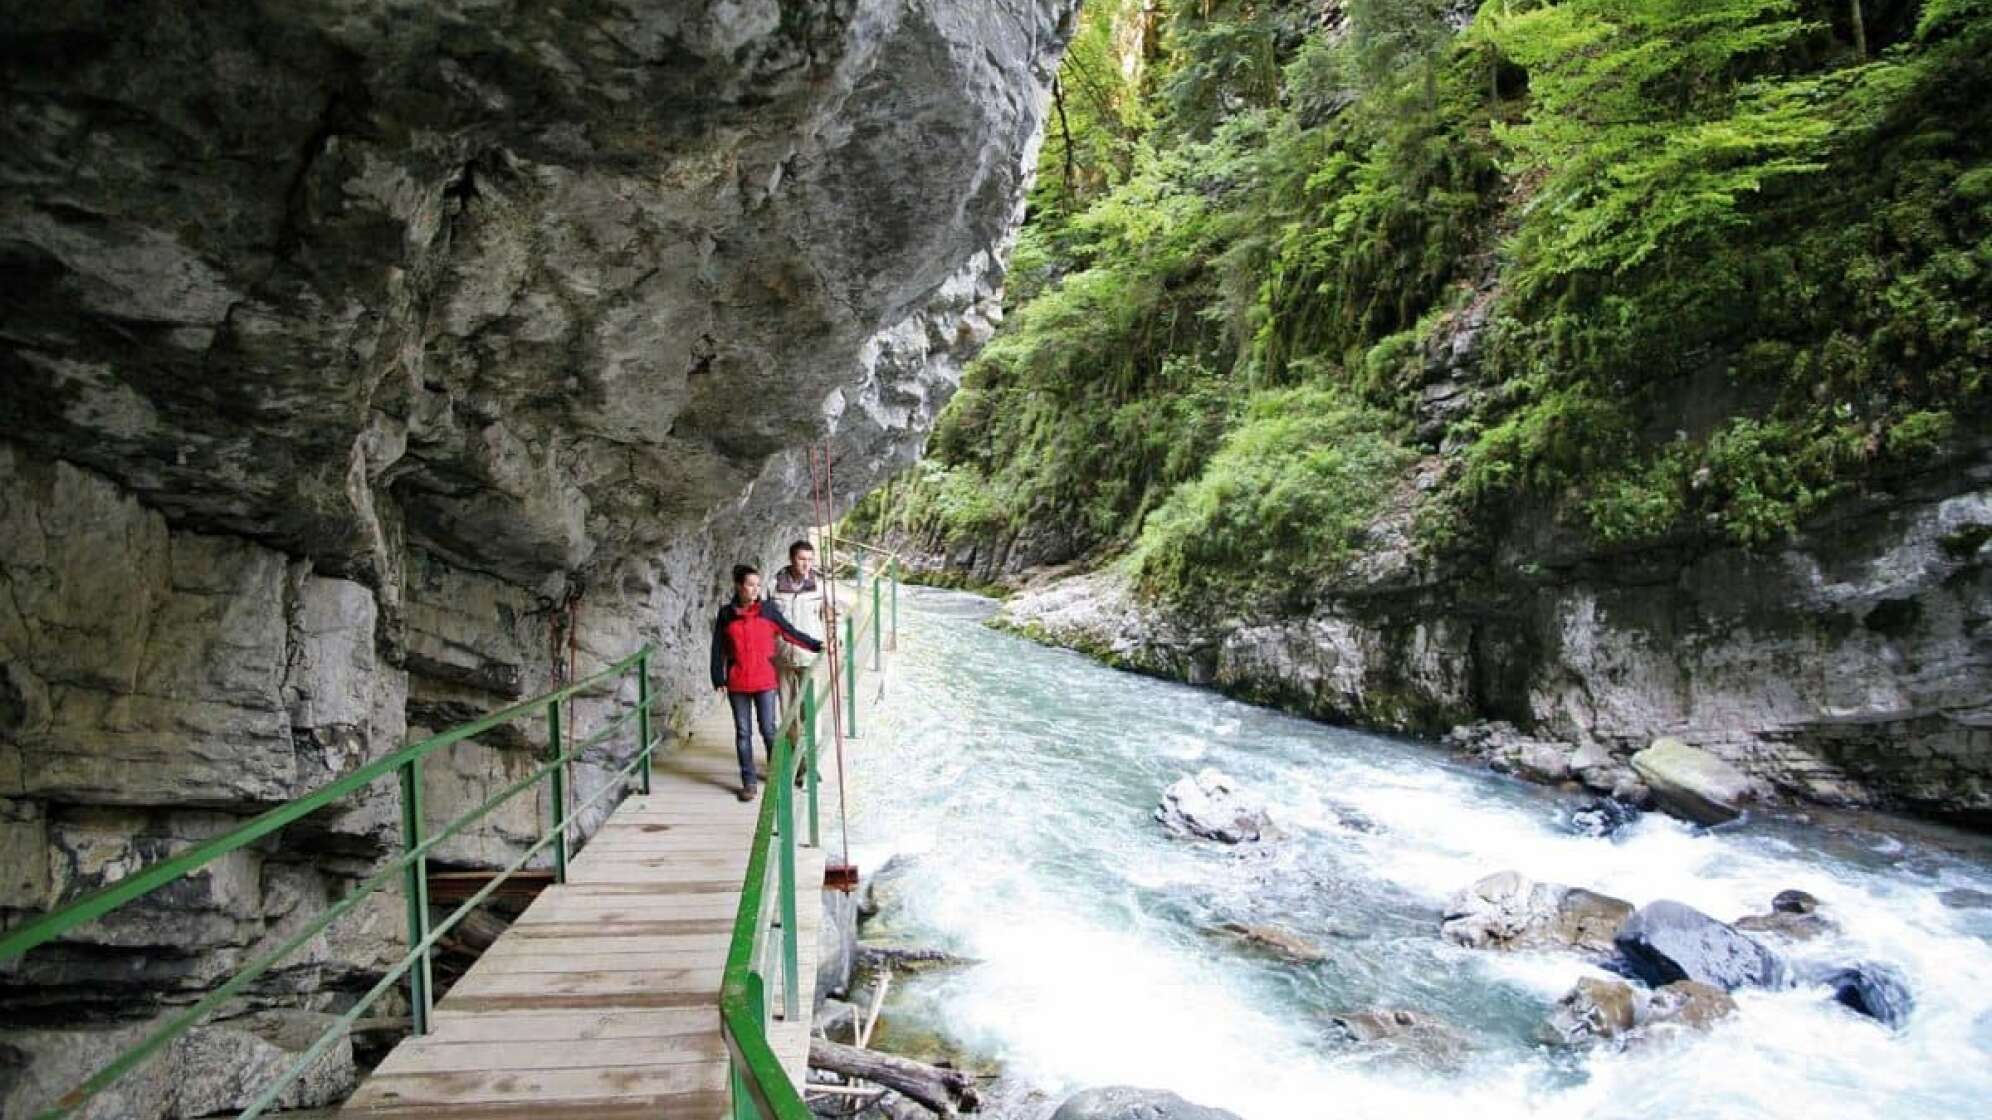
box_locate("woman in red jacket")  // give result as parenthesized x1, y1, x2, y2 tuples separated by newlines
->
(710, 564, 824, 800)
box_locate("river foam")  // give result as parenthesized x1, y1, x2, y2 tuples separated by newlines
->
(846, 589, 1992, 1119)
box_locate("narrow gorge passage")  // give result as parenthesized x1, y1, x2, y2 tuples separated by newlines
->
(848, 589, 1992, 1119)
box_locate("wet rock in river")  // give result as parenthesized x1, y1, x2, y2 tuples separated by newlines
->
(1155, 769, 1275, 844)
(1441, 871, 1634, 954)
(1212, 921, 1326, 964)
(1540, 977, 1736, 1046)
(1328, 1008, 1470, 1065)
(859, 855, 919, 926)
(1644, 980, 1738, 1029)
(1734, 890, 1835, 942)
(1630, 738, 1764, 826)
(1539, 977, 1640, 1045)
(1614, 900, 1788, 991)
(1051, 1086, 1245, 1120)
(1733, 911, 1833, 941)
(1937, 887, 1992, 911)
(1566, 797, 1641, 838)
(1772, 889, 1819, 914)
(815, 998, 860, 1044)
(1814, 962, 1914, 1029)
(1515, 742, 1573, 784)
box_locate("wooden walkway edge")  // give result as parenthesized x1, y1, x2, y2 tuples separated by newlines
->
(341, 697, 842, 1119)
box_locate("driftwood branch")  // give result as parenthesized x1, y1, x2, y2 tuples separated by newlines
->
(855, 944, 979, 973)
(808, 1038, 980, 1116)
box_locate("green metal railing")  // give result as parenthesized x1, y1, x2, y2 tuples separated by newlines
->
(0, 541, 908, 1120)
(721, 551, 901, 1119)
(0, 647, 666, 1119)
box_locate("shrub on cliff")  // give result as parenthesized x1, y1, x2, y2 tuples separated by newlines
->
(1130, 386, 1414, 605)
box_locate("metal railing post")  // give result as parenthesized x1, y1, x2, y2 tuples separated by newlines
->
(636, 652, 653, 796)
(547, 699, 568, 883)
(803, 679, 820, 848)
(398, 758, 432, 1035)
(889, 555, 899, 652)
(871, 576, 883, 674)
(731, 973, 768, 1119)
(774, 735, 801, 1022)
(844, 613, 859, 739)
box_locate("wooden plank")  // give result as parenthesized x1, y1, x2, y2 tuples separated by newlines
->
(546, 879, 740, 894)
(340, 1091, 727, 1119)
(421, 1008, 717, 1043)
(463, 949, 730, 975)
(440, 989, 715, 1013)
(502, 918, 732, 939)
(449, 967, 713, 1000)
(374, 1034, 728, 1076)
(479, 934, 728, 958)
(346, 1064, 725, 1107)
(514, 893, 742, 919)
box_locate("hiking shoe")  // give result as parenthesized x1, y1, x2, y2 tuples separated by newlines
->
(737, 785, 757, 802)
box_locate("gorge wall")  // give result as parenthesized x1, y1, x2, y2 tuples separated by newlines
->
(986, 439, 1992, 827)
(0, 2, 1074, 1114)
(856, 0, 1991, 832)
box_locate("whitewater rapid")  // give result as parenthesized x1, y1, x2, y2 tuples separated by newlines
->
(844, 589, 1992, 1119)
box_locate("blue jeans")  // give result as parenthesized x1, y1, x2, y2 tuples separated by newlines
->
(728, 690, 777, 789)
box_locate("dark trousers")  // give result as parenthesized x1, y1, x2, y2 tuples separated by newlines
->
(728, 689, 777, 789)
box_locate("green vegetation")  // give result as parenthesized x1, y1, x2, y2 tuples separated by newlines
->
(849, 0, 1991, 607)
(1130, 387, 1414, 602)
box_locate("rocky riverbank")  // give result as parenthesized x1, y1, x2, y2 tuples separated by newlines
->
(961, 440, 1992, 829)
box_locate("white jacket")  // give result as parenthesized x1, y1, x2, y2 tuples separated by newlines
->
(771, 566, 826, 669)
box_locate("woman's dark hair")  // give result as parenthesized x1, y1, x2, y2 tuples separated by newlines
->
(788, 540, 814, 560)
(732, 564, 758, 586)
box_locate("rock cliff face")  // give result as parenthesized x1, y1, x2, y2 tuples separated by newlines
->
(0, 1, 1073, 1114)
(991, 441, 1992, 826)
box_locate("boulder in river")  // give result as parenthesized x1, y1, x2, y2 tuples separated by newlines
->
(1814, 962, 1914, 1029)
(1629, 738, 1762, 825)
(1734, 889, 1835, 941)
(1441, 871, 1634, 953)
(1614, 900, 1788, 991)
(1566, 797, 1641, 838)
(1051, 1086, 1245, 1120)
(1539, 977, 1640, 1045)
(1937, 887, 1992, 911)
(814, 998, 860, 1044)
(1772, 889, 1819, 914)
(1155, 769, 1274, 844)
(1213, 921, 1327, 964)
(1515, 742, 1573, 784)
(1540, 977, 1737, 1046)
(860, 855, 919, 926)
(1644, 979, 1737, 1029)
(1326, 1008, 1470, 1065)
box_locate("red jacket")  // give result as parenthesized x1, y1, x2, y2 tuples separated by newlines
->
(710, 598, 823, 693)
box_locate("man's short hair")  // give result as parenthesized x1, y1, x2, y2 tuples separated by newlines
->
(732, 564, 758, 585)
(788, 540, 815, 561)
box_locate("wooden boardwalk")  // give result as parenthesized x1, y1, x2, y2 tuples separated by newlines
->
(342, 701, 836, 1119)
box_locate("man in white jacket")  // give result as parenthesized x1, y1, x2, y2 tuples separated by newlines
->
(771, 539, 830, 724)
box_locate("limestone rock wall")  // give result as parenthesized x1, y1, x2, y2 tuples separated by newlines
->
(0, 1, 1074, 1114)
